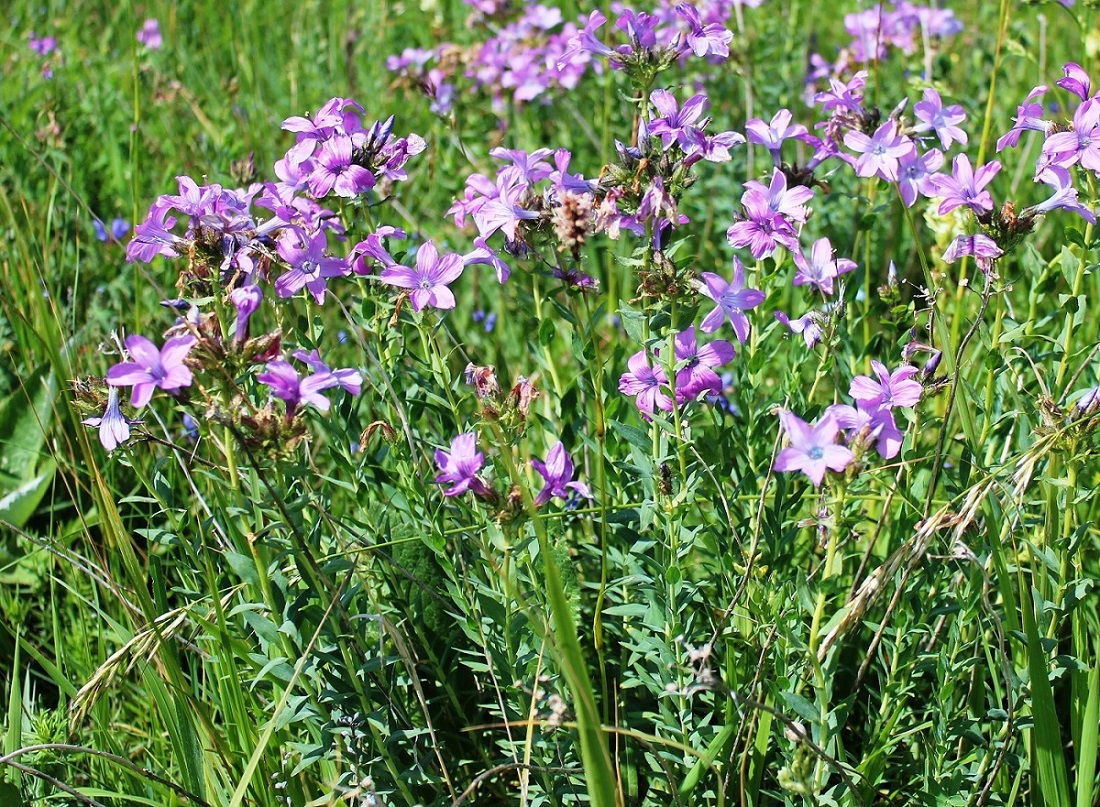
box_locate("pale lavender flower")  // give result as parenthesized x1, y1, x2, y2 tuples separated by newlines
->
(726, 191, 801, 259)
(850, 361, 922, 410)
(895, 148, 944, 207)
(82, 387, 136, 453)
(792, 237, 856, 295)
(844, 120, 914, 181)
(996, 85, 1050, 152)
(675, 2, 732, 60)
(137, 18, 162, 49)
(912, 89, 967, 149)
(742, 169, 814, 225)
(619, 350, 673, 416)
(107, 334, 197, 408)
(699, 258, 766, 342)
(1040, 98, 1100, 174)
(349, 226, 406, 274)
(830, 400, 903, 459)
(379, 240, 464, 312)
(942, 233, 1003, 263)
(435, 433, 493, 497)
(673, 326, 735, 402)
(774, 410, 854, 486)
(745, 109, 808, 165)
(648, 90, 709, 150)
(28, 33, 57, 56)
(309, 135, 376, 198)
(471, 167, 540, 240)
(934, 154, 1000, 215)
(1025, 166, 1097, 224)
(532, 442, 592, 506)
(489, 147, 554, 184)
(291, 349, 362, 395)
(775, 309, 825, 348)
(127, 206, 184, 262)
(462, 236, 511, 284)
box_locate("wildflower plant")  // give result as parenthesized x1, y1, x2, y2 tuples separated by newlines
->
(7, 3, 1100, 807)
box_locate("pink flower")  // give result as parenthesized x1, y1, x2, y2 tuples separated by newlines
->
(379, 240, 464, 312)
(774, 410, 855, 486)
(107, 334, 197, 409)
(698, 258, 766, 342)
(619, 350, 673, 416)
(849, 361, 921, 410)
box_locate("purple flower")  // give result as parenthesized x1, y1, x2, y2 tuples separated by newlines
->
(912, 89, 967, 149)
(230, 284, 263, 344)
(698, 258, 766, 342)
(996, 85, 1050, 152)
(127, 206, 183, 263)
(745, 109, 808, 165)
(532, 442, 593, 506)
(1026, 166, 1097, 224)
(726, 191, 800, 260)
(82, 387, 136, 453)
(28, 33, 57, 56)
(673, 326, 735, 403)
(792, 237, 856, 296)
(462, 237, 511, 284)
(488, 147, 554, 184)
(107, 334, 197, 409)
(350, 225, 406, 275)
(309, 136, 376, 198)
(471, 168, 540, 240)
(850, 361, 922, 410)
(675, 2, 732, 60)
(830, 401, 903, 459)
(93, 216, 130, 243)
(844, 121, 914, 181)
(435, 433, 493, 497)
(942, 234, 1002, 263)
(774, 410, 854, 486)
(275, 229, 348, 303)
(934, 154, 1000, 215)
(895, 148, 944, 207)
(775, 309, 825, 348)
(619, 350, 673, 416)
(257, 359, 340, 415)
(742, 169, 814, 225)
(137, 18, 162, 50)
(1040, 98, 1100, 174)
(648, 90, 709, 150)
(379, 240, 464, 312)
(1056, 62, 1092, 101)
(291, 349, 362, 395)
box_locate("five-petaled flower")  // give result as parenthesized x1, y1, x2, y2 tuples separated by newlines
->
(380, 240, 465, 312)
(107, 333, 197, 408)
(774, 410, 855, 486)
(698, 258, 766, 342)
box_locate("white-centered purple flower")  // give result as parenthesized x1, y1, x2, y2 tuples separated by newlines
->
(531, 442, 593, 506)
(775, 309, 825, 349)
(830, 400, 903, 459)
(106, 334, 197, 409)
(698, 258, 766, 342)
(774, 410, 854, 487)
(844, 120, 914, 181)
(942, 233, 1003, 263)
(850, 361, 922, 410)
(745, 108, 808, 165)
(996, 85, 1051, 152)
(1025, 166, 1097, 224)
(912, 88, 967, 150)
(291, 349, 362, 396)
(275, 229, 348, 303)
(895, 148, 944, 208)
(379, 240, 464, 312)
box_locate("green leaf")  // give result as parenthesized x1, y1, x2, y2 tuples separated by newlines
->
(0, 367, 55, 481)
(0, 458, 56, 529)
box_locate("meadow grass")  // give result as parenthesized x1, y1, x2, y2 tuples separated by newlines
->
(2, 1, 1100, 805)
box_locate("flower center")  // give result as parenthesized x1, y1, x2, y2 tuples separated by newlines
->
(301, 259, 320, 276)
(808, 446, 824, 460)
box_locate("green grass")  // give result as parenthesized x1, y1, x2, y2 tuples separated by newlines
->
(2, 0, 1100, 805)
